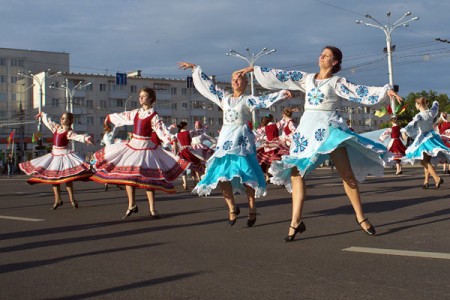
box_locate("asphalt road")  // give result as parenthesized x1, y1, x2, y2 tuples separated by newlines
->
(0, 166, 449, 299)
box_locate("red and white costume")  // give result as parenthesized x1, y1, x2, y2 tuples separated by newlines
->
(278, 118, 297, 151)
(91, 108, 190, 193)
(379, 124, 407, 160)
(190, 126, 216, 161)
(19, 113, 93, 184)
(437, 119, 450, 148)
(177, 130, 205, 173)
(255, 121, 290, 167)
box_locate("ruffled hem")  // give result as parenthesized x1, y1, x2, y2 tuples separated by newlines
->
(91, 172, 176, 192)
(192, 153, 266, 198)
(269, 126, 388, 192)
(26, 172, 92, 185)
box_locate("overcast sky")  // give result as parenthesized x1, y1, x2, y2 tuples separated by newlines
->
(2, 0, 449, 96)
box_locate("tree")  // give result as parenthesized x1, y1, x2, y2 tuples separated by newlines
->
(395, 90, 450, 127)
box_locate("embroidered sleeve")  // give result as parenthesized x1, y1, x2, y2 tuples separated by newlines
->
(335, 77, 391, 106)
(379, 128, 392, 142)
(401, 113, 422, 137)
(67, 130, 91, 143)
(245, 90, 290, 112)
(254, 66, 308, 92)
(40, 112, 59, 133)
(152, 113, 176, 145)
(430, 101, 439, 118)
(192, 66, 228, 109)
(107, 110, 136, 126)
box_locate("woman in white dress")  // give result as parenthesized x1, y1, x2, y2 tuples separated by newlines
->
(19, 112, 94, 209)
(178, 62, 292, 227)
(401, 97, 450, 189)
(91, 88, 190, 219)
(237, 46, 402, 241)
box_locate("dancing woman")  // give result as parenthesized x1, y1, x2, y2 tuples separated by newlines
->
(379, 116, 407, 175)
(401, 97, 450, 189)
(436, 112, 450, 174)
(178, 62, 292, 227)
(19, 112, 94, 209)
(238, 46, 402, 241)
(91, 87, 190, 219)
(176, 121, 206, 190)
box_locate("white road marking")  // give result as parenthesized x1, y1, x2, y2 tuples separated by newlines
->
(343, 246, 450, 260)
(0, 215, 44, 222)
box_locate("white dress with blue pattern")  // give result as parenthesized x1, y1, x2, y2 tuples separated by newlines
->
(254, 66, 392, 192)
(191, 66, 289, 197)
(400, 101, 450, 165)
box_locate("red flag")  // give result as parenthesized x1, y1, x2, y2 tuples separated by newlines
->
(6, 129, 15, 149)
(387, 104, 393, 115)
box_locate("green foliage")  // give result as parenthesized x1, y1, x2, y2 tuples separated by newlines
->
(396, 90, 450, 127)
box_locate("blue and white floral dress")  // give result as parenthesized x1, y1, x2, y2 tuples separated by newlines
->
(191, 66, 290, 197)
(401, 101, 450, 165)
(253, 66, 392, 192)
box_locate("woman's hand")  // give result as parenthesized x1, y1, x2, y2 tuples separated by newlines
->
(234, 66, 254, 77)
(86, 136, 94, 146)
(177, 62, 196, 70)
(34, 112, 42, 120)
(388, 89, 403, 104)
(284, 90, 293, 99)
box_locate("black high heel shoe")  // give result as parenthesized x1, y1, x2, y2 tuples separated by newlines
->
(150, 210, 160, 219)
(70, 200, 78, 209)
(422, 183, 429, 189)
(52, 201, 63, 210)
(284, 221, 306, 242)
(247, 212, 257, 227)
(435, 177, 444, 189)
(228, 207, 240, 226)
(122, 205, 138, 219)
(356, 218, 376, 236)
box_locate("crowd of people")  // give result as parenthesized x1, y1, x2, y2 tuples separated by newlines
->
(13, 45, 450, 242)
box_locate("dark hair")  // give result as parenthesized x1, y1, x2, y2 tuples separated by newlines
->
(260, 114, 274, 127)
(415, 97, 428, 107)
(63, 112, 74, 125)
(324, 45, 343, 74)
(283, 108, 294, 118)
(140, 87, 156, 106)
(177, 121, 188, 132)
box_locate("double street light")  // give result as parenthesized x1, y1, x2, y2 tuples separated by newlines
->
(18, 69, 62, 133)
(49, 79, 92, 150)
(356, 11, 419, 114)
(226, 47, 276, 123)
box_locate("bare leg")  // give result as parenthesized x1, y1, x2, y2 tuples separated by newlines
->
(146, 189, 159, 217)
(219, 181, 238, 223)
(420, 154, 441, 184)
(65, 181, 78, 208)
(245, 185, 257, 225)
(52, 184, 62, 207)
(182, 175, 188, 190)
(395, 161, 402, 174)
(287, 167, 306, 236)
(125, 185, 136, 209)
(330, 147, 372, 231)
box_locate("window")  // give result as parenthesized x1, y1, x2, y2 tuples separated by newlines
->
(131, 101, 137, 109)
(51, 98, 59, 107)
(117, 99, 124, 107)
(192, 101, 204, 109)
(100, 100, 107, 108)
(0, 92, 5, 101)
(87, 117, 94, 125)
(182, 103, 188, 110)
(0, 75, 6, 83)
(86, 100, 93, 108)
(100, 84, 107, 91)
(181, 88, 187, 95)
(0, 58, 5, 65)
(131, 85, 137, 93)
(10, 59, 24, 67)
(171, 103, 177, 109)
(75, 116, 82, 124)
(10, 76, 18, 84)
(86, 84, 93, 91)
(171, 87, 177, 95)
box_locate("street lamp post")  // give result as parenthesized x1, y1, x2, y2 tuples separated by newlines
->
(124, 95, 133, 112)
(50, 79, 92, 150)
(356, 11, 419, 115)
(18, 70, 61, 133)
(226, 47, 276, 124)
